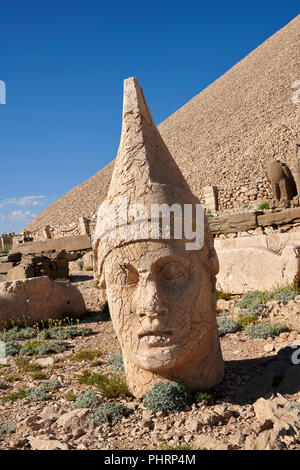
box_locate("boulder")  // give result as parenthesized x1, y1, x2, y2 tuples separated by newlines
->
(194, 435, 229, 450)
(216, 245, 300, 294)
(0, 276, 86, 324)
(29, 437, 69, 451)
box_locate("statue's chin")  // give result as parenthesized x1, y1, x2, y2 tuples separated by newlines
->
(129, 345, 186, 373)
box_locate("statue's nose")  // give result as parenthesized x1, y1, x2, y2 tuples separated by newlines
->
(138, 282, 168, 318)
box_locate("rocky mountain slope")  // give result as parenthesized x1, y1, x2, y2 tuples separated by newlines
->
(25, 15, 300, 232)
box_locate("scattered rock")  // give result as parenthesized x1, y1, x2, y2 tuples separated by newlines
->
(29, 438, 69, 451)
(195, 435, 229, 450)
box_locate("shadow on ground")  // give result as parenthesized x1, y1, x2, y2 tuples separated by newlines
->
(218, 346, 300, 405)
(69, 274, 94, 283)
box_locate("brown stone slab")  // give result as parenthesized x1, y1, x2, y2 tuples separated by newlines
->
(257, 207, 300, 227)
(11, 235, 91, 255)
(208, 212, 259, 234)
(0, 262, 14, 274)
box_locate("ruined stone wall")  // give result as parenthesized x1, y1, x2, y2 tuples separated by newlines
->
(0, 251, 69, 282)
(14, 217, 97, 244)
(216, 180, 272, 211)
(0, 233, 14, 251)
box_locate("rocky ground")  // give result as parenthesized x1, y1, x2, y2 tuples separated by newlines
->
(0, 272, 300, 451)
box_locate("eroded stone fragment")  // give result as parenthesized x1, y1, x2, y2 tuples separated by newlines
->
(0, 276, 86, 324)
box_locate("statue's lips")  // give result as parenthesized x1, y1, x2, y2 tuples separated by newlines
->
(138, 330, 173, 347)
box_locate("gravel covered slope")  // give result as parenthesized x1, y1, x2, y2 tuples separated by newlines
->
(25, 15, 300, 231)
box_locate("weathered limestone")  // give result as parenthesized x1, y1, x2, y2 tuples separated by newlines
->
(0, 276, 86, 325)
(6, 265, 35, 281)
(79, 217, 89, 235)
(203, 185, 218, 211)
(216, 245, 300, 294)
(215, 230, 300, 254)
(0, 233, 14, 251)
(266, 160, 297, 201)
(93, 77, 223, 398)
(293, 140, 300, 196)
(11, 234, 91, 255)
(214, 231, 300, 293)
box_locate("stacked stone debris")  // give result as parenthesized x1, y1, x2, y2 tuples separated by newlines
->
(0, 250, 69, 282)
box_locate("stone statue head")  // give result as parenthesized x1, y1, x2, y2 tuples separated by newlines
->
(93, 78, 224, 397)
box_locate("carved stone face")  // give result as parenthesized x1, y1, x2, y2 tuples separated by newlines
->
(103, 241, 216, 372)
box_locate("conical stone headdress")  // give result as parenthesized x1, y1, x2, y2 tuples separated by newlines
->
(94, 77, 218, 283)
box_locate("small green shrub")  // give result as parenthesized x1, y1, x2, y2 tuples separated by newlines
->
(78, 372, 128, 398)
(258, 201, 270, 210)
(30, 371, 48, 380)
(20, 340, 69, 356)
(15, 357, 43, 373)
(216, 290, 231, 301)
(159, 442, 192, 450)
(25, 378, 61, 402)
(64, 392, 76, 401)
(40, 378, 62, 391)
(0, 327, 36, 342)
(236, 305, 264, 327)
(0, 422, 16, 435)
(75, 391, 100, 409)
(237, 284, 300, 309)
(237, 291, 266, 309)
(244, 322, 289, 339)
(77, 260, 84, 271)
(91, 360, 104, 367)
(288, 403, 300, 412)
(236, 312, 259, 327)
(107, 354, 124, 372)
(2, 389, 27, 403)
(98, 373, 128, 399)
(5, 374, 20, 383)
(143, 381, 191, 414)
(266, 284, 299, 303)
(38, 326, 93, 341)
(71, 349, 102, 362)
(217, 317, 241, 336)
(93, 402, 131, 426)
(26, 387, 51, 402)
(194, 390, 216, 405)
(85, 265, 93, 272)
(3, 341, 20, 357)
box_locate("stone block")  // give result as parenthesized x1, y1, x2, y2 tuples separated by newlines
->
(208, 212, 258, 234)
(0, 276, 86, 324)
(216, 245, 300, 294)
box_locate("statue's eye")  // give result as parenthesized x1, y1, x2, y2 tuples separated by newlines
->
(161, 262, 186, 280)
(120, 265, 139, 286)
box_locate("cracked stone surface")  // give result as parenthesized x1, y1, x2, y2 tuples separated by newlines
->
(93, 77, 224, 398)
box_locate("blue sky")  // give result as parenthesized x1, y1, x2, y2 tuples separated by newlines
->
(0, 0, 299, 234)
